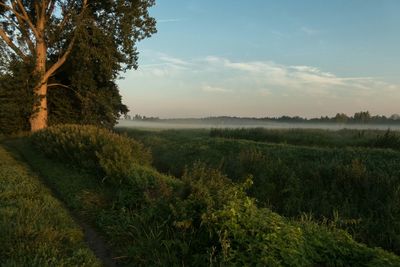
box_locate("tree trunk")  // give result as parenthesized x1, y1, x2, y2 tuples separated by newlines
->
(30, 81, 48, 131)
(30, 40, 48, 132)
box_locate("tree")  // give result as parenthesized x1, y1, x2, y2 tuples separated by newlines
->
(0, 0, 156, 131)
(334, 113, 349, 123)
(353, 111, 371, 123)
(0, 59, 34, 134)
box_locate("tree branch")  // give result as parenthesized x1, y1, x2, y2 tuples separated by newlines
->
(44, 0, 89, 82)
(47, 0, 56, 18)
(16, 0, 40, 39)
(0, 2, 26, 22)
(48, 83, 71, 89)
(0, 27, 27, 60)
(12, 13, 35, 54)
(44, 34, 76, 81)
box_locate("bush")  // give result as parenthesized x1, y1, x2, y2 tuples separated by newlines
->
(170, 164, 400, 266)
(31, 124, 151, 184)
(375, 129, 400, 150)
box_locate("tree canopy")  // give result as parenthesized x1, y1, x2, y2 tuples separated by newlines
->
(0, 0, 156, 132)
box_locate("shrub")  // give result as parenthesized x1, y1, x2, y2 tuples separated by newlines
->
(375, 129, 400, 149)
(171, 164, 400, 266)
(31, 124, 151, 184)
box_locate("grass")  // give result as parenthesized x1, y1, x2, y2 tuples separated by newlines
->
(3, 138, 180, 266)
(4, 127, 400, 266)
(119, 127, 400, 254)
(0, 144, 100, 267)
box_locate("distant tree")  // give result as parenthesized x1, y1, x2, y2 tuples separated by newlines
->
(0, 0, 156, 131)
(390, 114, 400, 120)
(334, 113, 349, 123)
(353, 111, 371, 123)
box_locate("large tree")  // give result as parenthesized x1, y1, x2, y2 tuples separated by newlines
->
(0, 0, 156, 131)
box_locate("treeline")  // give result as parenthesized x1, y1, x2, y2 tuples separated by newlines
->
(268, 111, 400, 124)
(122, 111, 400, 125)
(208, 111, 400, 124)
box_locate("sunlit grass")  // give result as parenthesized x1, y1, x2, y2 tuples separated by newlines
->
(0, 145, 100, 266)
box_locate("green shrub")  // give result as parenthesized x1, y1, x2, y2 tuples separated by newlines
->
(171, 164, 400, 266)
(375, 129, 400, 149)
(31, 124, 151, 184)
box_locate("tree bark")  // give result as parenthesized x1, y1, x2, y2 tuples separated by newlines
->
(30, 40, 48, 131)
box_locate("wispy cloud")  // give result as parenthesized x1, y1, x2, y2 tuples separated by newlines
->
(159, 55, 191, 66)
(301, 26, 319, 36)
(202, 85, 232, 93)
(131, 52, 400, 100)
(121, 52, 400, 117)
(158, 18, 183, 23)
(201, 56, 395, 97)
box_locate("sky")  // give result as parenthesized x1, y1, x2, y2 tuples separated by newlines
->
(117, 0, 400, 118)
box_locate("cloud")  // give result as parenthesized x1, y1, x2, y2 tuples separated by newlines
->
(202, 85, 231, 93)
(301, 26, 319, 36)
(200, 56, 400, 97)
(159, 55, 191, 66)
(120, 52, 400, 117)
(158, 18, 182, 23)
(130, 52, 400, 100)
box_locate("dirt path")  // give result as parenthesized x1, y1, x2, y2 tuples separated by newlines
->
(2, 142, 117, 267)
(78, 221, 117, 267)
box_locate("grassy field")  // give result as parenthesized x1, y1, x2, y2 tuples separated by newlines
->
(0, 145, 100, 267)
(210, 128, 400, 149)
(3, 125, 400, 266)
(118, 127, 400, 254)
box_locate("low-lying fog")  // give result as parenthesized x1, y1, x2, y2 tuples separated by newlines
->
(116, 120, 400, 131)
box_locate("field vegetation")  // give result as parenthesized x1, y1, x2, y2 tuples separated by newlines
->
(210, 128, 400, 150)
(0, 145, 100, 266)
(117, 127, 400, 255)
(1, 125, 398, 266)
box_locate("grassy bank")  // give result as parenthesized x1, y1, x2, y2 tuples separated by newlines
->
(0, 145, 100, 267)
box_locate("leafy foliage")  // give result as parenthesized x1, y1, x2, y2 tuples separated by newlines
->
(0, 60, 34, 134)
(0, 0, 156, 131)
(31, 124, 151, 184)
(120, 128, 400, 254)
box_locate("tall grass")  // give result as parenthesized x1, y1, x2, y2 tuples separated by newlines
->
(120, 127, 400, 254)
(8, 124, 399, 266)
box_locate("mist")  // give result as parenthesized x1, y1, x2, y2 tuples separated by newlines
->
(116, 119, 400, 131)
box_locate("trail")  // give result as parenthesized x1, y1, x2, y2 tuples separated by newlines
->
(78, 221, 117, 267)
(1, 142, 117, 267)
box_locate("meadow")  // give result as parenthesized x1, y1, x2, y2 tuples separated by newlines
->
(2, 125, 400, 266)
(117, 127, 400, 254)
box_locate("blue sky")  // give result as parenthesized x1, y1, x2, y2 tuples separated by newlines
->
(118, 0, 400, 118)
